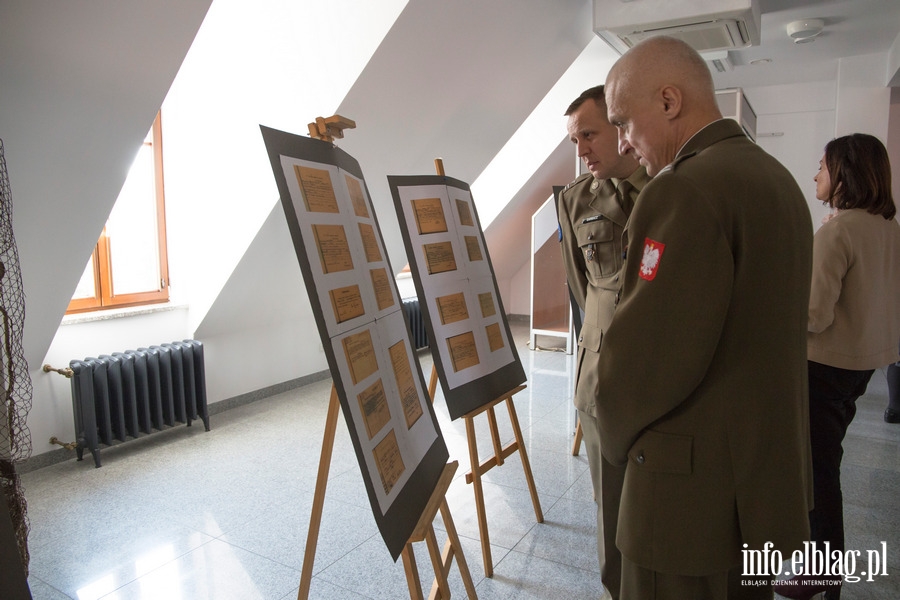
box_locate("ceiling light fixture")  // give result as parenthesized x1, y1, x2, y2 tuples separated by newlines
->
(786, 19, 824, 44)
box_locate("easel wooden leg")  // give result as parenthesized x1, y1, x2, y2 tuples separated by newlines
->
(406, 461, 478, 599)
(428, 498, 478, 600)
(464, 414, 493, 578)
(402, 543, 425, 600)
(297, 387, 341, 600)
(571, 417, 583, 456)
(428, 367, 439, 401)
(505, 397, 544, 523)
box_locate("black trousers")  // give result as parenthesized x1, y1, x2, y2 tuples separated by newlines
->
(807, 360, 874, 600)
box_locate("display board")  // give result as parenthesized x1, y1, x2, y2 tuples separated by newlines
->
(260, 126, 448, 561)
(388, 175, 526, 419)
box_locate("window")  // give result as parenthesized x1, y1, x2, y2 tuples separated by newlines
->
(67, 112, 170, 313)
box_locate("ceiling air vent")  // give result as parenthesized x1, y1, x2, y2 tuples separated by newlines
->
(593, 0, 761, 55)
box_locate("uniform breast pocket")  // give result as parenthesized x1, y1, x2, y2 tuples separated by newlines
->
(575, 219, 616, 278)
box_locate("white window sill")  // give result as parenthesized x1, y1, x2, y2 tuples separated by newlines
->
(61, 302, 188, 325)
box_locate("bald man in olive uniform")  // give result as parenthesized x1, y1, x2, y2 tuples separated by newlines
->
(557, 85, 649, 600)
(599, 37, 814, 599)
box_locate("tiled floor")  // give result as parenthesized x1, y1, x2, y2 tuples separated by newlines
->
(19, 323, 900, 599)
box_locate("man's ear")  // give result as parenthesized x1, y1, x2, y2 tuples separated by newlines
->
(659, 85, 682, 120)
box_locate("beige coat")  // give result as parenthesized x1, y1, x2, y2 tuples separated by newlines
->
(808, 208, 900, 369)
(593, 119, 814, 575)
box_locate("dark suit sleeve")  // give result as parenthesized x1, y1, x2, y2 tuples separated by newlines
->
(557, 188, 588, 312)
(594, 175, 734, 465)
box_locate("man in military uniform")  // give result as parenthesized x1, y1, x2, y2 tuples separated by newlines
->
(557, 85, 650, 600)
(600, 37, 813, 599)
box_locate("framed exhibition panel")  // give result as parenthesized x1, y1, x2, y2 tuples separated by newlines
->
(260, 126, 448, 561)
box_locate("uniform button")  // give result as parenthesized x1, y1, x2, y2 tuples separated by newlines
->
(588, 232, 594, 240)
(590, 180, 599, 191)
(614, 275, 619, 282)
(578, 336, 583, 343)
(636, 453, 645, 464)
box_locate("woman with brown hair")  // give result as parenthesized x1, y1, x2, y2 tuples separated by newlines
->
(778, 133, 900, 600)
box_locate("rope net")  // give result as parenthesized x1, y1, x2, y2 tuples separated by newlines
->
(0, 137, 34, 574)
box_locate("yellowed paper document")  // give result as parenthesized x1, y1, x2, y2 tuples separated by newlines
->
(313, 224, 354, 273)
(478, 292, 496, 318)
(389, 341, 423, 429)
(456, 198, 474, 227)
(486, 322, 504, 352)
(359, 223, 383, 263)
(436, 292, 469, 325)
(357, 378, 391, 440)
(412, 197, 448, 234)
(446, 331, 480, 372)
(373, 429, 405, 495)
(329, 285, 365, 323)
(295, 165, 339, 213)
(464, 236, 483, 262)
(345, 174, 369, 218)
(423, 241, 457, 274)
(342, 329, 379, 385)
(370, 268, 395, 311)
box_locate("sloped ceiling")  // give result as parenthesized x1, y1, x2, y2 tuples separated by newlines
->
(198, 0, 596, 338)
(0, 0, 213, 369)
(335, 0, 594, 273)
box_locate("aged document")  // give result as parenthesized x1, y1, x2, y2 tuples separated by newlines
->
(464, 236, 483, 262)
(435, 292, 469, 325)
(345, 174, 369, 218)
(486, 322, 504, 352)
(342, 329, 379, 385)
(478, 292, 496, 318)
(373, 429, 405, 495)
(389, 341, 423, 429)
(359, 222, 383, 263)
(446, 331, 480, 372)
(423, 241, 457, 274)
(412, 197, 448, 234)
(370, 268, 395, 311)
(312, 224, 354, 273)
(357, 378, 391, 440)
(456, 198, 474, 226)
(329, 284, 365, 323)
(295, 165, 340, 213)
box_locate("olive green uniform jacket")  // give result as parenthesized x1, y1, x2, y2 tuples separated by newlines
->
(558, 168, 651, 417)
(593, 119, 814, 575)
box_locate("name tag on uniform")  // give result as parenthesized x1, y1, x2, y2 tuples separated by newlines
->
(582, 215, 604, 224)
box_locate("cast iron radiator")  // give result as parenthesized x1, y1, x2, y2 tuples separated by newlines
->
(402, 298, 429, 349)
(68, 340, 210, 467)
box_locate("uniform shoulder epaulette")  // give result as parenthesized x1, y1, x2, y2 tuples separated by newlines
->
(563, 172, 594, 192)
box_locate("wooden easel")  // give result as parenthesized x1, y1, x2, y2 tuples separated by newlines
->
(424, 158, 544, 578)
(426, 367, 543, 579)
(298, 386, 477, 600)
(296, 125, 476, 600)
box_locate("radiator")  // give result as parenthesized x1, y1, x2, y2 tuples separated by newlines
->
(68, 340, 210, 467)
(402, 298, 429, 349)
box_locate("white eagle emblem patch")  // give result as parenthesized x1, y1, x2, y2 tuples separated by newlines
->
(639, 238, 665, 281)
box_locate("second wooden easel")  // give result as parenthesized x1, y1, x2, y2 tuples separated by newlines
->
(297, 385, 477, 600)
(425, 159, 544, 580)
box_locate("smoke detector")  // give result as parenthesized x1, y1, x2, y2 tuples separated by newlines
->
(786, 19, 824, 44)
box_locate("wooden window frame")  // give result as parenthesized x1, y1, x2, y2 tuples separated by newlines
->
(66, 112, 170, 314)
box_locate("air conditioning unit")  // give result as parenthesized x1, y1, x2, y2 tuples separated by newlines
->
(593, 0, 761, 55)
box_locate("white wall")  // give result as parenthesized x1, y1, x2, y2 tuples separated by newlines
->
(745, 80, 837, 230)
